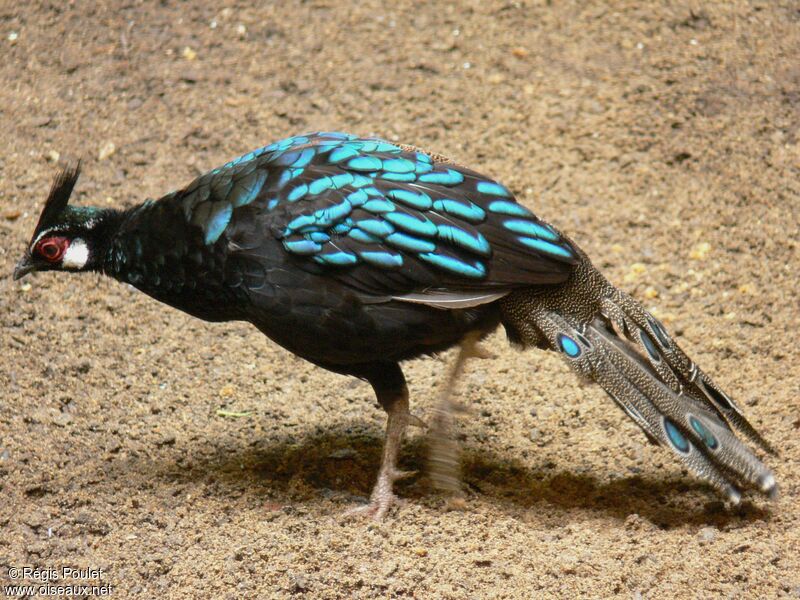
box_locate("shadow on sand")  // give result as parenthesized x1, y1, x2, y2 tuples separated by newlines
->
(127, 420, 772, 530)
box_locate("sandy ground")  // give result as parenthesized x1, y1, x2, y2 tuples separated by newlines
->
(1, 1, 799, 598)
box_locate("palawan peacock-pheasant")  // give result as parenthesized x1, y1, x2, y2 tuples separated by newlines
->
(15, 132, 776, 519)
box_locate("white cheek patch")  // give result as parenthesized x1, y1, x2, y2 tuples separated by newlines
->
(62, 238, 90, 270)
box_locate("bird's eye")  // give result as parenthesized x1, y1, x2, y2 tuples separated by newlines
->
(35, 237, 68, 263)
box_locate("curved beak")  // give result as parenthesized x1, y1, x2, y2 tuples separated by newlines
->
(13, 254, 36, 281)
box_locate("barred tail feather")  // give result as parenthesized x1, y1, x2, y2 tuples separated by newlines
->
(502, 268, 777, 502)
(601, 291, 776, 456)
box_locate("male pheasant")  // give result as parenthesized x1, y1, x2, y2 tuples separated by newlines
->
(15, 132, 776, 519)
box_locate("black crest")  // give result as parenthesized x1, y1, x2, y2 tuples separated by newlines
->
(34, 161, 82, 236)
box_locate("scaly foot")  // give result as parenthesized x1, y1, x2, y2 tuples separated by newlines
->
(344, 467, 417, 521)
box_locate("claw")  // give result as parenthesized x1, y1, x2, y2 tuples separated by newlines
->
(344, 493, 404, 522)
(344, 469, 416, 522)
(391, 468, 417, 481)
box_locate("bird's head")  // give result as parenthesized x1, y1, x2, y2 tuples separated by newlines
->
(14, 162, 108, 281)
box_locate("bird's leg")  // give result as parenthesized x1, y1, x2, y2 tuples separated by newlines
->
(429, 331, 491, 505)
(374, 390, 415, 517)
(346, 365, 414, 521)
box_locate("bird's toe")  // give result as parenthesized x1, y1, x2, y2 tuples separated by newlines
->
(342, 492, 403, 522)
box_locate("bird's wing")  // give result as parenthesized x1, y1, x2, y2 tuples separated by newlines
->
(177, 132, 578, 303)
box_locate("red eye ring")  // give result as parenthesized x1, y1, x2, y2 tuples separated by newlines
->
(34, 236, 69, 263)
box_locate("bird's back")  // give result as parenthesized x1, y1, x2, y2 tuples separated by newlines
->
(105, 132, 580, 367)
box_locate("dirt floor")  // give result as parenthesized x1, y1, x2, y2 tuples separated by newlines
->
(1, 1, 799, 598)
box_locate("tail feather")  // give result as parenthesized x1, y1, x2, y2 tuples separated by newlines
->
(545, 311, 772, 502)
(604, 290, 776, 456)
(500, 261, 777, 502)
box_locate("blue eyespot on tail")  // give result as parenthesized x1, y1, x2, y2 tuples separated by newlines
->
(663, 418, 690, 453)
(689, 416, 719, 450)
(639, 330, 661, 362)
(647, 314, 672, 348)
(557, 334, 581, 358)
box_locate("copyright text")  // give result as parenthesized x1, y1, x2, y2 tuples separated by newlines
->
(4, 566, 112, 597)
